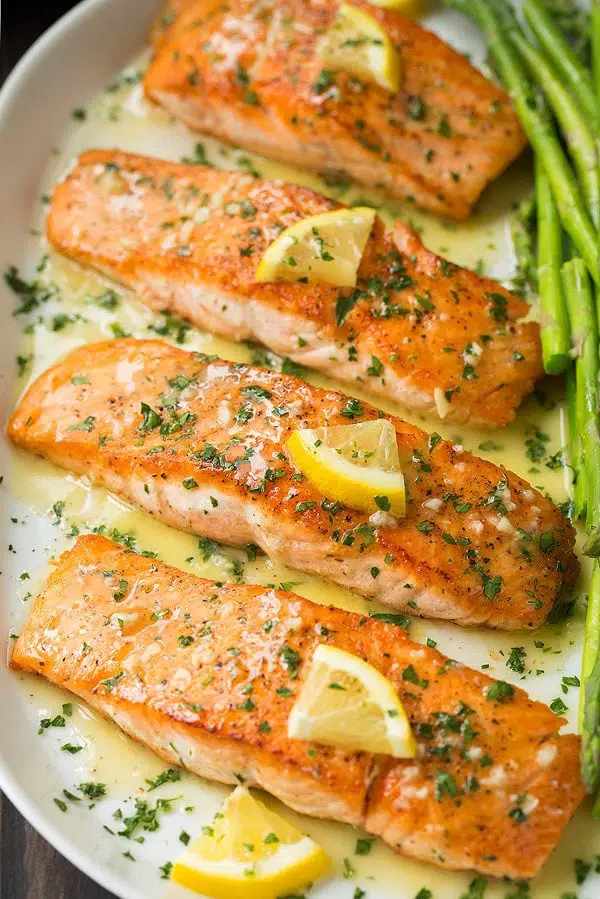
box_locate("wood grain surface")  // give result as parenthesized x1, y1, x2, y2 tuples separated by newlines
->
(1, 4, 115, 897)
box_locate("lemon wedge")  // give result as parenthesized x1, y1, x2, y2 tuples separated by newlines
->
(367, 0, 423, 13)
(255, 207, 376, 287)
(317, 3, 402, 92)
(288, 644, 416, 757)
(172, 786, 331, 898)
(287, 420, 406, 516)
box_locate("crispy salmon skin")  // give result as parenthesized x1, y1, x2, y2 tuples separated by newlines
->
(144, 0, 526, 219)
(11, 535, 583, 878)
(47, 150, 542, 426)
(8, 339, 577, 629)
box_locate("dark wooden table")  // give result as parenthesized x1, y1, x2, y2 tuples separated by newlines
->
(0, 7, 115, 897)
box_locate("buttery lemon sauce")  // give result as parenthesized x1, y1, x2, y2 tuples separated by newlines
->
(7, 49, 600, 898)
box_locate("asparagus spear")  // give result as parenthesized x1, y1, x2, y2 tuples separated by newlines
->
(566, 364, 587, 520)
(543, 0, 593, 64)
(488, 0, 600, 231)
(583, 564, 600, 795)
(561, 257, 600, 557)
(581, 562, 600, 722)
(535, 160, 570, 373)
(594, 1, 600, 120)
(447, 0, 599, 284)
(509, 194, 538, 300)
(523, 0, 596, 125)
(513, 31, 600, 229)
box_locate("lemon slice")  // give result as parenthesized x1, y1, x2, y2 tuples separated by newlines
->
(317, 3, 402, 92)
(287, 420, 406, 516)
(288, 644, 416, 757)
(172, 786, 331, 898)
(255, 207, 376, 287)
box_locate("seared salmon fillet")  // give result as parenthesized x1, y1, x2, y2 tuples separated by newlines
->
(11, 535, 583, 878)
(144, 0, 526, 220)
(47, 150, 542, 427)
(8, 339, 577, 629)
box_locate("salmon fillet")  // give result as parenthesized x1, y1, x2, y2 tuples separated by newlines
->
(47, 150, 542, 427)
(11, 535, 583, 879)
(8, 338, 577, 630)
(144, 0, 527, 220)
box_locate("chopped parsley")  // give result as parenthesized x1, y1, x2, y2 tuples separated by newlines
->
(487, 292, 508, 322)
(506, 646, 527, 674)
(139, 403, 163, 431)
(340, 398, 364, 419)
(313, 69, 335, 94)
(486, 681, 514, 703)
(355, 838, 374, 855)
(66, 416, 95, 432)
(550, 697, 568, 715)
(434, 769, 458, 800)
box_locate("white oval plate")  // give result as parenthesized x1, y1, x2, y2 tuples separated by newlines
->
(1, 2, 599, 898)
